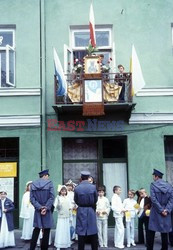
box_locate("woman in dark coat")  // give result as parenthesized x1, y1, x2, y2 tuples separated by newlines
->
(0, 191, 15, 248)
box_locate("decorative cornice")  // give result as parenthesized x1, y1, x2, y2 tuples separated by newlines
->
(136, 88, 173, 96)
(129, 113, 173, 124)
(0, 115, 41, 127)
(0, 88, 41, 96)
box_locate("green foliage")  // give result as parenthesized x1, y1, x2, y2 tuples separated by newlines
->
(86, 43, 98, 55)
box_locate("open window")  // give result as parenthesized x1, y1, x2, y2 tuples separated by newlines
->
(0, 27, 15, 88)
(6, 45, 15, 86)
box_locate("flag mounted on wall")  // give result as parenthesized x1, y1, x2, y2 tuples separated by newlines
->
(130, 45, 146, 95)
(89, 3, 96, 48)
(53, 47, 67, 96)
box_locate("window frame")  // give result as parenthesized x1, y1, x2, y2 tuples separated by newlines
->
(71, 26, 112, 51)
(0, 27, 15, 88)
(69, 25, 114, 71)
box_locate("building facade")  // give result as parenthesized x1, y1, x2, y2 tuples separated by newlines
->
(0, 0, 173, 228)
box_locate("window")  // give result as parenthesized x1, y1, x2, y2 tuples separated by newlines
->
(171, 23, 173, 53)
(164, 136, 173, 184)
(66, 25, 114, 73)
(0, 26, 15, 87)
(63, 138, 98, 185)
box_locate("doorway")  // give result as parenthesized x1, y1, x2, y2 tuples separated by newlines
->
(0, 138, 19, 228)
(62, 137, 127, 226)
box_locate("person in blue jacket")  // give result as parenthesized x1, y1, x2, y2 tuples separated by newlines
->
(74, 171, 98, 250)
(147, 169, 173, 250)
(29, 169, 55, 250)
(0, 191, 15, 248)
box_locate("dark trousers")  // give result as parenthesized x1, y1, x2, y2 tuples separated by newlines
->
(29, 227, 50, 250)
(119, 83, 125, 101)
(169, 231, 173, 246)
(78, 234, 98, 250)
(147, 230, 168, 250)
(138, 216, 149, 244)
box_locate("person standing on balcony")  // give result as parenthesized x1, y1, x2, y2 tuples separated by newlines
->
(147, 169, 173, 250)
(115, 64, 126, 102)
(29, 169, 55, 250)
(74, 171, 98, 250)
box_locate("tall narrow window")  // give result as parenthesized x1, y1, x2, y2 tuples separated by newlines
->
(0, 27, 15, 87)
(164, 136, 173, 184)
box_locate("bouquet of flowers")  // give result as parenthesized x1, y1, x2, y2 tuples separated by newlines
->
(101, 58, 112, 73)
(102, 64, 111, 73)
(73, 58, 83, 74)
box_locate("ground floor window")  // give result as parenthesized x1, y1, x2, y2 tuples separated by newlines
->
(164, 136, 173, 185)
(62, 137, 127, 226)
(62, 137, 127, 197)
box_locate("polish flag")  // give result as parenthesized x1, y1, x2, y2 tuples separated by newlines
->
(89, 3, 96, 47)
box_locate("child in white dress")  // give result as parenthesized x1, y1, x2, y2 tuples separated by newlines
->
(123, 189, 137, 248)
(0, 191, 15, 248)
(20, 181, 35, 240)
(54, 185, 72, 250)
(66, 180, 77, 241)
(111, 185, 125, 249)
(96, 186, 110, 248)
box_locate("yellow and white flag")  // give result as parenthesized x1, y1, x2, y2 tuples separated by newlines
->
(130, 45, 146, 95)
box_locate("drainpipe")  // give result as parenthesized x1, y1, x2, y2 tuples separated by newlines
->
(40, 0, 46, 170)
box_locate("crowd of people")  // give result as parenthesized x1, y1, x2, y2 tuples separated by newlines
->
(0, 168, 173, 250)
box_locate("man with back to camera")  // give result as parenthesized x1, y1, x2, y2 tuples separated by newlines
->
(29, 169, 54, 250)
(147, 168, 173, 250)
(74, 171, 98, 250)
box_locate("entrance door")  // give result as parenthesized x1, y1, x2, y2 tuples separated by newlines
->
(63, 138, 98, 185)
(62, 136, 128, 226)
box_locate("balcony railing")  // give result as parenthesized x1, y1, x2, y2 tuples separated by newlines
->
(54, 72, 132, 105)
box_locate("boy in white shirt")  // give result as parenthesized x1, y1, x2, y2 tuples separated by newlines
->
(123, 189, 137, 247)
(111, 185, 125, 249)
(96, 186, 110, 248)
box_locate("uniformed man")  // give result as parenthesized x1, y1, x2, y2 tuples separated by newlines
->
(29, 169, 55, 250)
(74, 171, 98, 250)
(147, 169, 173, 250)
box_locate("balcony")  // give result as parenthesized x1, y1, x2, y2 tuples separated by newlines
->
(53, 73, 136, 120)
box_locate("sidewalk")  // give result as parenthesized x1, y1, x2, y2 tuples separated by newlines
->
(8, 228, 173, 250)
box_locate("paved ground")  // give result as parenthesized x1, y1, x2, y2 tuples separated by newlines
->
(4, 228, 173, 250)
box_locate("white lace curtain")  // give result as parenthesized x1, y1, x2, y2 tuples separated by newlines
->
(103, 162, 127, 202)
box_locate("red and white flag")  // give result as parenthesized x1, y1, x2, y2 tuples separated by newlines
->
(89, 3, 96, 47)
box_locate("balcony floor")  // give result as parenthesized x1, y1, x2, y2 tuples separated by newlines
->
(52, 102, 136, 120)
